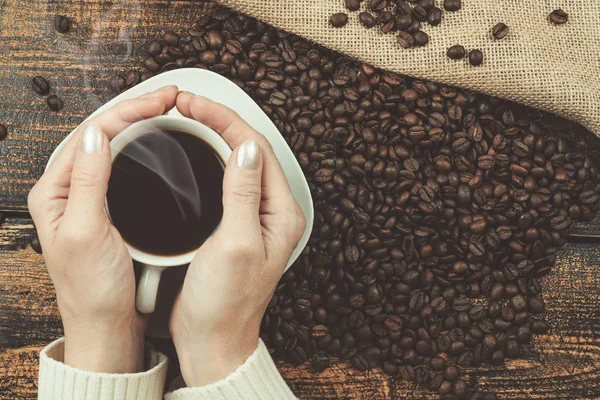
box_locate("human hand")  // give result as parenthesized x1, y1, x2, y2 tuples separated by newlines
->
(169, 93, 306, 386)
(28, 86, 179, 373)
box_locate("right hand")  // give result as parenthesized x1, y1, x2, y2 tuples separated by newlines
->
(169, 92, 306, 386)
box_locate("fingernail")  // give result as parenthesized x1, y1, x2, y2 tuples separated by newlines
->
(80, 124, 103, 154)
(237, 140, 259, 169)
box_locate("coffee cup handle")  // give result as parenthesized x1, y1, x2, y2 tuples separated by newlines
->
(136, 265, 165, 314)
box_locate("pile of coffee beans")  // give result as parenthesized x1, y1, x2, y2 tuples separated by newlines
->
(330, 0, 463, 47)
(124, 8, 600, 399)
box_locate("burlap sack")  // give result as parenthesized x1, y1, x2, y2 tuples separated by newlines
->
(218, 0, 600, 137)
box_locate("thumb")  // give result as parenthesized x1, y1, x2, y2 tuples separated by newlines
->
(64, 124, 111, 222)
(220, 139, 263, 238)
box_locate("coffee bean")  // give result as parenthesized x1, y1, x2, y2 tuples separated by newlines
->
(32, 76, 50, 95)
(46, 95, 64, 111)
(0, 122, 7, 141)
(492, 23, 509, 39)
(443, 0, 461, 12)
(311, 324, 329, 338)
(54, 15, 72, 34)
(531, 320, 549, 334)
(345, 0, 361, 11)
(163, 31, 180, 46)
(549, 9, 568, 25)
(413, 5, 428, 22)
(447, 45, 466, 60)
(369, 0, 387, 12)
(397, 32, 415, 48)
(413, 31, 429, 46)
(430, 356, 447, 371)
(110, 74, 126, 93)
(468, 49, 484, 66)
(359, 12, 377, 29)
(396, 14, 414, 31)
(330, 13, 349, 28)
(30, 235, 43, 254)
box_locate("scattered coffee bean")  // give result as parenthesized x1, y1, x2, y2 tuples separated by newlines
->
(31, 236, 43, 254)
(330, 13, 349, 28)
(0, 122, 7, 140)
(447, 45, 466, 60)
(54, 15, 72, 34)
(469, 49, 484, 66)
(396, 31, 415, 48)
(46, 95, 64, 111)
(443, 0, 461, 12)
(111, 74, 126, 93)
(492, 23, 509, 39)
(359, 12, 377, 29)
(428, 7, 443, 26)
(413, 31, 429, 46)
(549, 9, 568, 25)
(32, 76, 50, 95)
(345, 0, 361, 12)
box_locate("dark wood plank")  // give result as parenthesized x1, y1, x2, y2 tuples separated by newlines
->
(572, 218, 600, 239)
(0, 0, 214, 212)
(2, 214, 600, 399)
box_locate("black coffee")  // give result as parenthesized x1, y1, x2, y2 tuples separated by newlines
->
(107, 129, 224, 256)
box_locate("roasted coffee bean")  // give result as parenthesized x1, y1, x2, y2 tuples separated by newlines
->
(397, 32, 415, 48)
(359, 12, 377, 29)
(492, 23, 509, 39)
(46, 95, 64, 111)
(0, 122, 7, 140)
(531, 320, 549, 334)
(468, 49, 484, 66)
(443, 0, 461, 12)
(447, 45, 466, 60)
(330, 13, 349, 28)
(163, 31, 180, 46)
(397, 14, 414, 31)
(549, 9, 568, 25)
(54, 15, 72, 33)
(30, 235, 43, 254)
(427, 7, 443, 26)
(32, 76, 50, 95)
(413, 31, 429, 46)
(369, 0, 387, 12)
(345, 0, 361, 11)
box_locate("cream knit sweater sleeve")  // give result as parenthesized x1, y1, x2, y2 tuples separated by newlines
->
(38, 338, 297, 400)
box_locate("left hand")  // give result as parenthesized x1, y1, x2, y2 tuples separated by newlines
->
(28, 86, 178, 373)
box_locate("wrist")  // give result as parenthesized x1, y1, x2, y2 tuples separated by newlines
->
(63, 322, 146, 373)
(175, 329, 259, 386)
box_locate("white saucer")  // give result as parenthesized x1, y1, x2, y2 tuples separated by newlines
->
(46, 69, 314, 338)
(47, 68, 314, 272)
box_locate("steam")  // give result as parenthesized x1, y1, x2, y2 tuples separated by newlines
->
(49, 1, 142, 109)
(117, 132, 203, 220)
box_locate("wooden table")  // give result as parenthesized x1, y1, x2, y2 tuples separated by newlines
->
(2, 1, 600, 399)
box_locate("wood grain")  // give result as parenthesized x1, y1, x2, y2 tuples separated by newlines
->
(2, 215, 600, 399)
(0, 0, 213, 212)
(1, 0, 600, 213)
(2, 0, 600, 398)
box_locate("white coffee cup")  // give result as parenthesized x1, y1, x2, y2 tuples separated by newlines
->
(108, 115, 231, 314)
